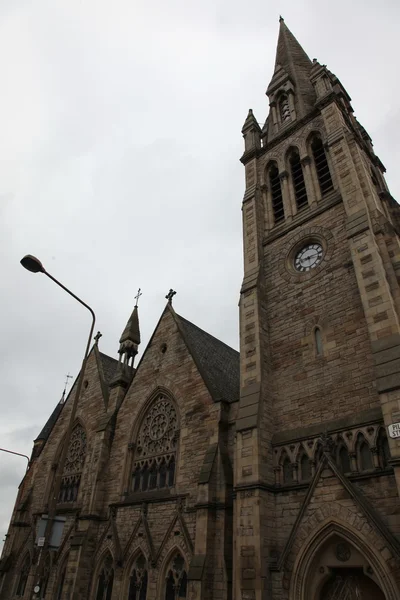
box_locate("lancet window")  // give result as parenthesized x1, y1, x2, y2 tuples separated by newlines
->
(282, 454, 292, 483)
(95, 554, 114, 600)
(311, 135, 333, 195)
(165, 553, 187, 600)
(300, 453, 312, 481)
(377, 429, 390, 469)
(357, 434, 373, 471)
(268, 163, 284, 224)
(314, 327, 323, 356)
(128, 553, 148, 600)
(131, 395, 179, 493)
(58, 423, 87, 503)
(289, 149, 308, 209)
(337, 444, 351, 473)
(279, 94, 291, 123)
(16, 554, 30, 597)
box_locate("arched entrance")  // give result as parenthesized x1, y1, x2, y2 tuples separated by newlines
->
(320, 567, 385, 599)
(289, 522, 399, 600)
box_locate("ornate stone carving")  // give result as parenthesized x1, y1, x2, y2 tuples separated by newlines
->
(136, 396, 178, 459)
(63, 424, 87, 475)
(335, 542, 351, 562)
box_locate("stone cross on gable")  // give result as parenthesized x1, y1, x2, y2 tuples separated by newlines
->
(134, 288, 142, 307)
(94, 331, 102, 344)
(165, 289, 177, 305)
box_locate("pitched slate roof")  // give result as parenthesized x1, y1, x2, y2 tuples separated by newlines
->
(35, 399, 65, 442)
(175, 313, 240, 404)
(99, 352, 119, 383)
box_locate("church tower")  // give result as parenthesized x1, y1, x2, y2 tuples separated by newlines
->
(236, 17, 400, 599)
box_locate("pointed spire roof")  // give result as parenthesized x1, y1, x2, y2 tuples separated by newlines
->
(119, 304, 141, 346)
(274, 17, 312, 75)
(35, 394, 65, 442)
(267, 18, 315, 117)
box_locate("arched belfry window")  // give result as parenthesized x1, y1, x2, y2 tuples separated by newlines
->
(95, 554, 114, 600)
(128, 553, 148, 600)
(311, 135, 333, 196)
(16, 554, 30, 597)
(268, 162, 284, 224)
(59, 423, 87, 503)
(279, 94, 291, 123)
(165, 553, 187, 600)
(288, 149, 308, 210)
(132, 394, 179, 493)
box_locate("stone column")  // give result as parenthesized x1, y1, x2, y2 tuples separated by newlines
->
(301, 155, 317, 207)
(279, 171, 293, 221)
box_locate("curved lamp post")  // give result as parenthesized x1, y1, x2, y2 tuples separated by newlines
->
(20, 255, 96, 600)
(0, 447, 29, 470)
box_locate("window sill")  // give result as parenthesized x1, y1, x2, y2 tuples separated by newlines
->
(115, 490, 188, 507)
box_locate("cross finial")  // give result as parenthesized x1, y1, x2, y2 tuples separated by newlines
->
(279, 15, 284, 22)
(61, 373, 73, 402)
(134, 288, 142, 308)
(94, 331, 102, 344)
(165, 289, 177, 305)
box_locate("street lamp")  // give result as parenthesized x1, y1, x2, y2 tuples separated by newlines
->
(0, 447, 30, 470)
(20, 255, 96, 600)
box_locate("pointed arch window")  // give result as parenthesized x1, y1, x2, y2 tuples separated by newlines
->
(311, 136, 333, 196)
(300, 453, 312, 481)
(16, 554, 30, 597)
(357, 434, 373, 471)
(131, 394, 179, 493)
(282, 455, 292, 483)
(268, 163, 284, 224)
(55, 558, 68, 600)
(58, 423, 87, 503)
(128, 553, 148, 600)
(279, 94, 291, 123)
(377, 429, 390, 469)
(289, 149, 308, 210)
(165, 553, 187, 600)
(95, 554, 114, 600)
(315, 444, 323, 466)
(338, 444, 351, 473)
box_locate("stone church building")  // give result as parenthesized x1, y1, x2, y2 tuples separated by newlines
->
(2, 17, 400, 600)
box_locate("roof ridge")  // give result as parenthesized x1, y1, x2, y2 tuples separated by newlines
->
(176, 313, 239, 355)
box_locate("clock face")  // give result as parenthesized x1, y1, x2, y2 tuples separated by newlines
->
(295, 243, 323, 272)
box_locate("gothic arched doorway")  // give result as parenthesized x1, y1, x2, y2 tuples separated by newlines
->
(320, 568, 385, 599)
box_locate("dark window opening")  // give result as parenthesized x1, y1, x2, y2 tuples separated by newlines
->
(358, 437, 374, 471)
(289, 150, 308, 210)
(279, 95, 291, 123)
(338, 445, 351, 473)
(282, 457, 292, 483)
(300, 454, 312, 481)
(378, 431, 390, 468)
(311, 136, 333, 195)
(269, 164, 284, 223)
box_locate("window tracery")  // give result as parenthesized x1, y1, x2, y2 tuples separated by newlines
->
(128, 553, 148, 600)
(165, 553, 187, 600)
(59, 423, 87, 503)
(132, 395, 178, 493)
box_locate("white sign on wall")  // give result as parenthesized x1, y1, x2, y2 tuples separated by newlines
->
(388, 422, 400, 439)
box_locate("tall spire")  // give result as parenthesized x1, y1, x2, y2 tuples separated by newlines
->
(266, 18, 315, 118)
(274, 17, 312, 74)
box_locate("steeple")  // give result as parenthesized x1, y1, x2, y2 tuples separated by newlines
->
(118, 302, 141, 370)
(264, 18, 316, 138)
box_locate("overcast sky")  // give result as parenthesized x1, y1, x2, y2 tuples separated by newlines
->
(1, 0, 399, 547)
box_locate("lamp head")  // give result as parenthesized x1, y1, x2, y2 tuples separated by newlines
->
(20, 255, 45, 274)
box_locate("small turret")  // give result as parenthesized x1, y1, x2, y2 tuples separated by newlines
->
(118, 292, 141, 372)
